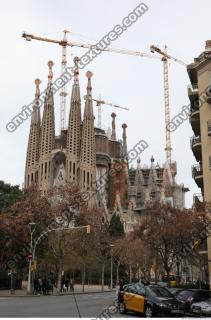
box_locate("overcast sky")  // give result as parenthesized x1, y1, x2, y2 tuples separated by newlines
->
(1, 0, 210, 207)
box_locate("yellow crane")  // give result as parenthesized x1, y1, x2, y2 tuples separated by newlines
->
(84, 95, 129, 128)
(150, 45, 187, 164)
(22, 31, 159, 132)
(22, 31, 186, 163)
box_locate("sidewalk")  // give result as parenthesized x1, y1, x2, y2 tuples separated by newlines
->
(0, 284, 114, 297)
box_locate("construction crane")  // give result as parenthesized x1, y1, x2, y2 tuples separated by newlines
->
(84, 95, 129, 128)
(23, 30, 70, 131)
(60, 30, 69, 131)
(22, 31, 186, 163)
(150, 45, 187, 164)
(22, 31, 160, 132)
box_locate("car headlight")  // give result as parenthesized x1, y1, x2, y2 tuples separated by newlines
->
(158, 303, 168, 308)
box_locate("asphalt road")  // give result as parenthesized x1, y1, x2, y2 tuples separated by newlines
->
(0, 292, 121, 318)
(0, 293, 200, 318)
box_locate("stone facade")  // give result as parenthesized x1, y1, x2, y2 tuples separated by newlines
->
(25, 58, 187, 231)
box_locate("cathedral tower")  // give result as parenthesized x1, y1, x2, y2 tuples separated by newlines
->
(79, 71, 96, 198)
(38, 61, 55, 190)
(66, 57, 82, 183)
(25, 79, 41, 188)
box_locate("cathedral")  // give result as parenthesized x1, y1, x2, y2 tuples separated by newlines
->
(25, 58, 188, 232)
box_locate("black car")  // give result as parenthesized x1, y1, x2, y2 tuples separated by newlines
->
(176, 289, 211, 313)
(119, 283, 184, 317)
(168, 287, 184, 296)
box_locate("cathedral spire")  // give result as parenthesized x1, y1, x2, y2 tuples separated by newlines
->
(80, 71, 96, 198)
(135, 157, 144, 186)
(47, 60, 54, 85)
(39, 61, 55, 189)
(25, 79, 41, 188)
(111, 112, 116, 141)
(83, 71, 94, 119)
(31, 79, 41, 125)
(122, 123, 128, 160)
(66, 57, 82, 183)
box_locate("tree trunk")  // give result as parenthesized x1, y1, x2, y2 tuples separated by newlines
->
(57, 259, 63, 293)
(129, 263, 132, 282)
(101, 262, 105, 292)
(82, 263, 86, 293)
(176, 257, 180, 283)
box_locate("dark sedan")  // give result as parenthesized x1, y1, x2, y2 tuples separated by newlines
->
(176, 289, 211, 313)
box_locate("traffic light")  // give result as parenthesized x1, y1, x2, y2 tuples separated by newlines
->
(87, 225, 91, 234)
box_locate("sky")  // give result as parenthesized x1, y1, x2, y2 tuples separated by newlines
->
(0, 0, 210, 208)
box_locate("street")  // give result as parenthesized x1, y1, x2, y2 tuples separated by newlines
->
(0, 292, 202, 318)
(0, 292, 120, 318)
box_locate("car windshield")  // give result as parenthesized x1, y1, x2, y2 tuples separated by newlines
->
(178, 290, 193, 299)
(147, 286, 174, 298)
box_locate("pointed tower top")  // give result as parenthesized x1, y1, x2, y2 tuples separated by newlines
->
(137, 157, 141, 170)
(34, 78, 41, 98)
(111, 113, 116, 141)
(151, 155, 155, 163)
(122, 123, 128, 161)
(47, 60, 54, 84)
(31, 79, 41, 125)
(86, 71, 93, 95)
(83, 71, 94, 119)
(73, 56, 80, 83)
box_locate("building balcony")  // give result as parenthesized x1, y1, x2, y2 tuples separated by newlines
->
(190, 135, 202, 161)
(188, 85, 199, 103)
(190, 106, 200, 136)
(192, 164, 203, 188)
(206, 92, 211, 104)
(193, 193, 205, 213)
(207, 119, 211, 136)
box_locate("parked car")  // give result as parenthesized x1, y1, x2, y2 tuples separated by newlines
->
(177, 289, 210, 313)
(156, 281, 169, 288)
(191, 299, 211, 315)
(119, 282, 184, 317)
(168, 288, 184, 296)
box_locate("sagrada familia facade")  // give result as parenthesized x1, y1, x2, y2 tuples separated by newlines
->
(25, 58, 187, 232)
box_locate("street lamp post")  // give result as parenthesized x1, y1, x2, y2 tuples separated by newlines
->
(110, 244, 114, 289)
(27, 222, 36, 294)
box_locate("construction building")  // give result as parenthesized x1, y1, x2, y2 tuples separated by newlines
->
(25, 57, 187, 232)
(188, 40, 211, 285)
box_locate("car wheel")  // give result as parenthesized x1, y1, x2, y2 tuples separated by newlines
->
(145, 305, 153, 318)
(119, 302, 127, 314)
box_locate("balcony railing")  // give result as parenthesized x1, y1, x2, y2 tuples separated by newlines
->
(190, 104, 199, 115)
(190, 136, 202, 161)
(190, 135, 201, 148)
(192, 164, 203, 180)
(207, 119, 211, 136)
(207, 91, 211, 104)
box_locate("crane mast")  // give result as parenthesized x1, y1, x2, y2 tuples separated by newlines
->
(150, 45, 186, 164)
(60, 30, 69, 131)
(163, 46, 172, 164)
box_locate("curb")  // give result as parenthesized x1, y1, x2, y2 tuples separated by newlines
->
(0, 290, 114, 298)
